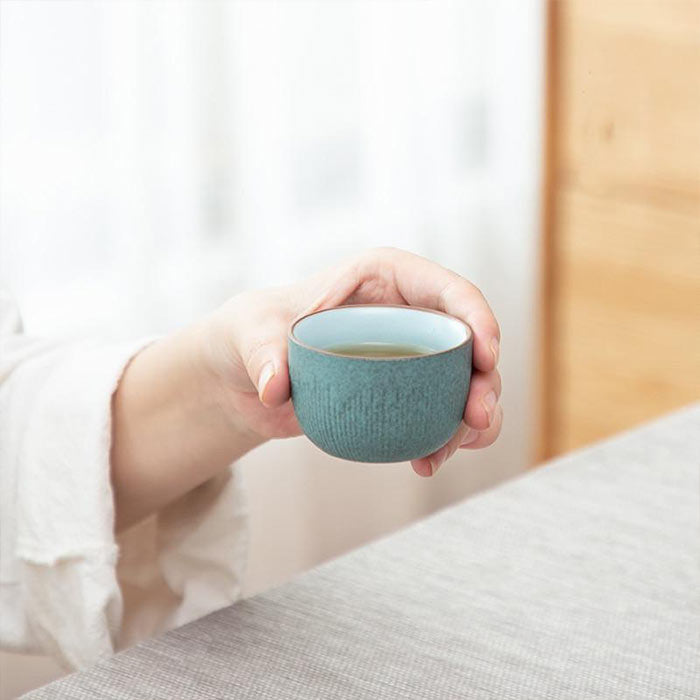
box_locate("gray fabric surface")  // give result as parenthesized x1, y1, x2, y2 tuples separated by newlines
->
(26, 405, 700, 699)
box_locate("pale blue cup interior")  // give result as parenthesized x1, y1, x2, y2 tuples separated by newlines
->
(292, 305, 468, 354)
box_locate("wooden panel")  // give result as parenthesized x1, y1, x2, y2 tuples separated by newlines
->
(550, 188, 700, 454)
(557, 0, 700, 208)
(540, 0, 700, 459)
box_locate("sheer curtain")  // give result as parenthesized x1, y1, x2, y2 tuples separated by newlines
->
(1, 0, 541, 337)
(0, 1, 543, 694)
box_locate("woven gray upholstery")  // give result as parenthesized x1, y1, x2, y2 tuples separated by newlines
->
(25, 405, 700, 699)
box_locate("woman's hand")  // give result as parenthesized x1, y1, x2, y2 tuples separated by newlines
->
(203, 247, 502, 477)
(112, 248, 502, 530)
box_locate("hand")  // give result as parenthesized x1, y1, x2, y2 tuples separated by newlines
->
(112, 248, 502, 529)
(203, 247, 502, 477)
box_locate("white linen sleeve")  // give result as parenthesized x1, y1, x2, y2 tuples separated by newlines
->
(0, 291, 248, 670)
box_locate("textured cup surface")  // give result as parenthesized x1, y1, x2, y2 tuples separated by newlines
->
(288, 305, 472, 463)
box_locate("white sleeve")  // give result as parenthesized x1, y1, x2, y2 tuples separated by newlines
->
(0, 289, 248, 670)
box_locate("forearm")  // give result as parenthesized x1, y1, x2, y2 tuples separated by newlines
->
(110, 322, 263, 531)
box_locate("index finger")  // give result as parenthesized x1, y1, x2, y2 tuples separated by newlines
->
(359, 248, 500, 372)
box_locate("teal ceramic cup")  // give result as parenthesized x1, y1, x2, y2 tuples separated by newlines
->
(288, 305, 472, 463)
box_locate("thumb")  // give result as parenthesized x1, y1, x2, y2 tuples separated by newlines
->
(256, 356, 290, 408)
(241, 334, 291, 408)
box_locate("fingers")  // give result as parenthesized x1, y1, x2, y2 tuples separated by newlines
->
(237, 334, 291, 408)
(411, 367, 502, 477)
(357, 248, 501, 373)
(244, 331, 291, 407)
(256, 357, 291, 408)
(410, 420, 477, 478)
(225, 297, 293, 408)
(292, 248, 500, 374)
(463, 369, 502, 431)
(459, 403, 503, 451)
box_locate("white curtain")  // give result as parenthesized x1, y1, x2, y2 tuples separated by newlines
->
(0, 1, 543, 694)
(1, 0, 541, 336)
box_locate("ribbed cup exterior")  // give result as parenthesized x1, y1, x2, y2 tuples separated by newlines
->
(288, 339, 472, 463)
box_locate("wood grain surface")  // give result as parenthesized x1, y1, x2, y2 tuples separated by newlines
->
(540, 0, 700, 458)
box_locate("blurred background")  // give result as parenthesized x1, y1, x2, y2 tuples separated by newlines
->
(1, 0, 698, 696)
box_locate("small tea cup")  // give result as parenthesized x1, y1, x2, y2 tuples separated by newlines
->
(288, 304, 472, 463)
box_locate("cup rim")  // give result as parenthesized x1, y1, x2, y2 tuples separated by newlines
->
(288, 304, 472, 360)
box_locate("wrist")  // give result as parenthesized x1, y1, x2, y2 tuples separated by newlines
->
(111, 304, 266, 531)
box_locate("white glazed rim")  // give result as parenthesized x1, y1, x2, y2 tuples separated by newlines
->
(288, 304, 472, 360)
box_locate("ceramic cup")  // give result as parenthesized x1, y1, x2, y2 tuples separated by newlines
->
(288, 304, 472, 463)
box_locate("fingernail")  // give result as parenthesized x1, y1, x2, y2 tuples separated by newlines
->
(258, 363, 275, 405)
(460, 428, 479, 447)
(490, 337, 500, 366)
(482, 390, 497, 425)
(429, 446, 448, 475)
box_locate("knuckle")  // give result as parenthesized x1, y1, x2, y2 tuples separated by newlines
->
(437, 279, 457, 311)
(471, 307, 499, 332)
(479, 408, 503, 448)
(361, 246, 403, 264)
(493, 371, 503, 396)
(481, 434, 497, 448)
(242, 338, 270, 369)
(376, 245, 402, 257)
(242, 331, 282, 370)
